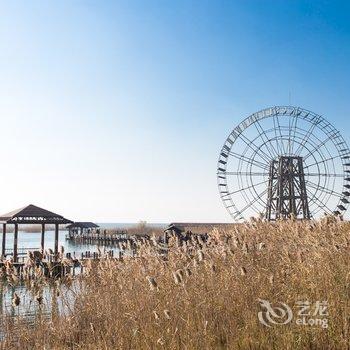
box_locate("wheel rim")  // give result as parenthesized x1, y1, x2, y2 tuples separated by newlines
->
(217, 106, 350, 221)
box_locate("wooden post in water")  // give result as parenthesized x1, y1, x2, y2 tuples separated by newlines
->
(13, 223, 18, 262)
(41, 223, 45, 253)
(54, 223, 59, 259)
(1, 223, 6, 257)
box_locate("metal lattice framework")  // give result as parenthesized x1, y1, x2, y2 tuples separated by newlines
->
(265, 156, 310, 220)
(217, 106, 350, 221)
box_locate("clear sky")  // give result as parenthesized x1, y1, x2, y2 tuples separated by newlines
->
(0, 0, 350, 223)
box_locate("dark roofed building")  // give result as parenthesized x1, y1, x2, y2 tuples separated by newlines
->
(0, 204, 72, 224)
(165, 222, 235, 235)
(0, 204, 72, 261)
(164, 222, 236, 243)
(66, 222, 99, 230)
(66, 222, 99, 238)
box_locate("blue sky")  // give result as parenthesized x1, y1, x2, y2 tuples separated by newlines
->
(0, 0, 349, 222)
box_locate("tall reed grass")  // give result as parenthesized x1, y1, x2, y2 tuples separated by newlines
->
(2, 217, 350, 349)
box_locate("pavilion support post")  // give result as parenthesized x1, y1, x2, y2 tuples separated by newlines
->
(54, 223, 59, 259)
(2, 224, 6, 258)
(13, 224, 18, 262)
(41, 223, 45, 253)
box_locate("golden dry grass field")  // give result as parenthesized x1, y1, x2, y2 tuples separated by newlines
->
(2, 217, 350, 349)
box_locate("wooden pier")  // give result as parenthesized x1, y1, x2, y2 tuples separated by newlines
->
(66, 225, 133, 247)
(66, 231, 130, 244)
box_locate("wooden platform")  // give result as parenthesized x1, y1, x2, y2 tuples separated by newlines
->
(0, 250, 124, 280)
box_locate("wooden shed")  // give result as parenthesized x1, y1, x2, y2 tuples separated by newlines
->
(164, 222, 235, 242)
(165, 222, 235, 233)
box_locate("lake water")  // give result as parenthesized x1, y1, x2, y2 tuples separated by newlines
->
(0, 223, 166, 256)
(0, 223, 166, 324)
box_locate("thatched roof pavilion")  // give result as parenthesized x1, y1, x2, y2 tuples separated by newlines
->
(0, 204, 72, 261)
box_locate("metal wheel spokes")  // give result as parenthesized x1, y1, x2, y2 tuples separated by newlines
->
(217, 106, 350, 221)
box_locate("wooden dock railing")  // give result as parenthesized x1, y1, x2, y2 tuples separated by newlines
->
(4, 247, 40, 257)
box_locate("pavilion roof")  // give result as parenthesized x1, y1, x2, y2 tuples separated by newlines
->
(0, 204, 73, 224)
(66, 222, 99, 229)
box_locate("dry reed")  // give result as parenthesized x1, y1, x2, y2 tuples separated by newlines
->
(2, 218, 350, 349)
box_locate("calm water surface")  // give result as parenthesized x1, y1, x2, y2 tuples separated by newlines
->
(0, 223, 166, 255)
(0, 223, 166, 321)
